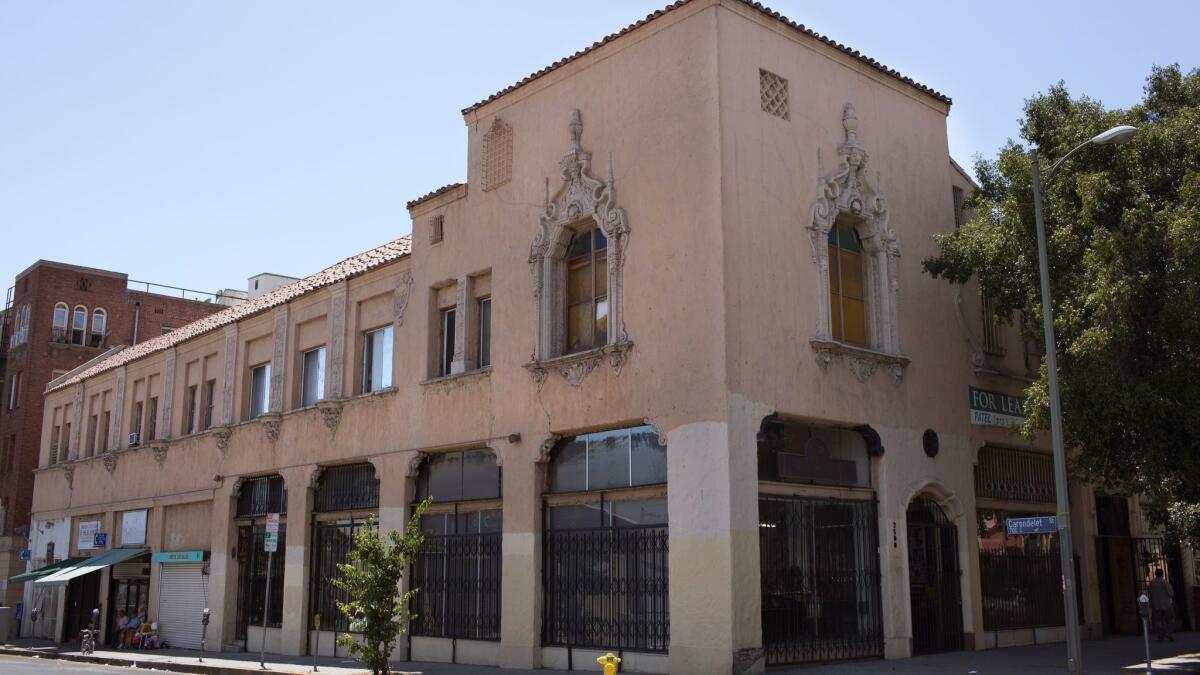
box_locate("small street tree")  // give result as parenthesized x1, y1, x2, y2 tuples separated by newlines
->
(924, 65, 1200, 543)
(333, 497, 432, 675)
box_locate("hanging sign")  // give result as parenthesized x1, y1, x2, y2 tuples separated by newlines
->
(969, 387, 1027, 428)
(1006, 515, 1058, 535)
(264, 513, 280, 553)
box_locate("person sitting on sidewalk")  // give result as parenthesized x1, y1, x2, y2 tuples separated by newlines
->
(111, 609, 127, 648)
(1148, 567, 1175, 642)
(122, 607, 144, 648)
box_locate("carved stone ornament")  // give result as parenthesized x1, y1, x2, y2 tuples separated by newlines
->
(309, 466, 324, 489)
(643, 418, 668, 447)
(394, 271, 414, 328)
(529, 366, 549, 390)
(807, 104, 903, 358)
(809, 338, 909, 384)
(534, 433, 562, 463)
(524, 342, 633, 389)
(316, 400, 343, 436)
(405, 453, 426, 478)
(101, 452, 117, 474)
(847, 356, 877, 383)
(230, 476, 246, 499)
(212, 427, 232, 453)
(63, 466, 75, 490)
(528, 109, 631, 376)
(152, 442, 169, 466)
(259, 413, 282, 444)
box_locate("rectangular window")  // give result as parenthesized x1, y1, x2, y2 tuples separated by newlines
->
(952, 185, 965, 229)
(130, 402, 143, 446)
(99, 411, 110, 453)
(439, 308, 456, 377)
(50, 425, 61, 464)
(202, 379, 216, 431)
(62, 422, 71, 456)
(361, 327, 392, 393)
(301, 347, 326, 407)
(236, 523, 286, 631)
(86, 415, 98, 456)
(477, 297, 491, 368)
(411, 510, 502, 640)
(978, 508, 1070, 631)
(981, 294, 1005, 356)
(249, 364, 270, 419)
(146, 397, 158, 441)
(184, 385, 198, 435)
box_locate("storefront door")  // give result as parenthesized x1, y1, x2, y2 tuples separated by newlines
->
(64, 571, 101, 641)
(108, 577, 149, 645)
(907, 495, 963, 654)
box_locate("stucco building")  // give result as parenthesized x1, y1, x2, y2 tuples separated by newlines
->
(20, 1, 1195, 672)
(0, 261, 232, 610)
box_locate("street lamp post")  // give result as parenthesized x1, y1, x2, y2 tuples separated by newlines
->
(1029, 124, 1136, 675)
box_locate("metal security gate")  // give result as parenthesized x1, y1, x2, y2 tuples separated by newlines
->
(759, 495, 882, 665)
(157, 563, 208, 649)
(411, 532, 502, 640)
(907, 495, 962, 654)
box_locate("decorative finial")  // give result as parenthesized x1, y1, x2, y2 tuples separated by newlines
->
(842, 103, 859, 143)
(568, 109, 583, 150)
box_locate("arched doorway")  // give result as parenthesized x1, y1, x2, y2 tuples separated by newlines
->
(907, 494, 963, 654)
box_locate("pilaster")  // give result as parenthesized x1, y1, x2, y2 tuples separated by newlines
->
(279, 465, 316, 656)
(499, 437, 541, 669)
(146, 505, 165, 623)
(69, 384, 84, 460)
(161, 348, 177, 440)
(111, 367, 127, 450)
(328, 282, 348, 400)
(206, 479, 239, 651)
(451, 276, 471, 374)
(270, 306, 288, 414)
(221, 325, 238, 425)
(370, 452, 415, 661)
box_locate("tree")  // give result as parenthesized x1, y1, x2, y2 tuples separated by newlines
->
(333, 498, 432, 675)
(924, 65, 1200, 543)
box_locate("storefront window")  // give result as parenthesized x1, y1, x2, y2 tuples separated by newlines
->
(977, 508, 1066, 630)
(236, 523, 285, 632)
(757, 418, 870, 488)
(310, 464, 379, 633)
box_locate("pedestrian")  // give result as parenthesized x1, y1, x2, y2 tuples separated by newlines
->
(112, 609, 127, 648)
(124, 607, 145, 648)
(1148, 568, 1174, 642)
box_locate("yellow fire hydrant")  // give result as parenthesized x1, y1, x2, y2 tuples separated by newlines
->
(596, 652, 621, 675)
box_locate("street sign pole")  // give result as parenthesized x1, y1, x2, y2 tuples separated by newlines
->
(260, 513, 279, 670)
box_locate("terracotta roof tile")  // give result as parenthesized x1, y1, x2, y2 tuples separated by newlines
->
(405, 183, 465, 210)
(49, 235, 412, 393)
(462, 0, 950, 115)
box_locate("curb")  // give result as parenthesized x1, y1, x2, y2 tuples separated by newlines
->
(0, 646, 355, 674)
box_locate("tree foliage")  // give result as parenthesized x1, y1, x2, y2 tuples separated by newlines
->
(333, 498, 432, 674)
(924, 65, 1200, 544)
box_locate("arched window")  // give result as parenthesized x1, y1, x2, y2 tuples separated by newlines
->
(52, 303, 68, 340)
(411, 449, 502, 640)
(70, 305, 87, 345)
(542, 424, 668, 652)
(828, 220, 867, 346)
(90, 308, 107, 347)
(565, 228, 608, 354)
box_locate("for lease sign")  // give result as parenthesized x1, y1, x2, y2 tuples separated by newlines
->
(969, 386, 1027, 428)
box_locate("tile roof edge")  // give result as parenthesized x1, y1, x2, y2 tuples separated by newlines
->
(461, 0, 950, 116)
(406, 183, 466, 210)
(47, 235, 413, 394)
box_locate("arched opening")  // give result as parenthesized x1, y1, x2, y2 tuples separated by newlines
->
(233, 475, 286, 642)
(564, 227, 609, 354)
(89, 308, 107, 347)
(410, 448, 502, 641)
(52, 303, 69, 341)
(71, 305, 87, 345)
(906, 493, 963, 654)
(828, 218, 867, 346)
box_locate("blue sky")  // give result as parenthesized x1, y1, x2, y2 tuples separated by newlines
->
(2, 1, 1196, 296)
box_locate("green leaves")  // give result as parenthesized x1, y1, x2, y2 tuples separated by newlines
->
(924, 64, 1200, 545)
(331, 497, 432, 675)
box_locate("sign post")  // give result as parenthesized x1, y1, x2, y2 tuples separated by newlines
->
(260, 512, 279, 669)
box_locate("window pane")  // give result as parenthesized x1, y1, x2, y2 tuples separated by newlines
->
(594, 299, 608, 346)
(586, 429, 630, 490)
(302, 348, 325, 407)
(420, 513, 451, 535)
(828, 245, 841, 293)
(566, 302, 592, 353)
(364, 326, 393, 392)
(440, 309, 456, 376)
(842, 298, 867, 346)
(567, 261, 591, 304)
(567, 232, 591, 258)
(477, 509, 502, 534)
(53, 305, 67, 328)
(547, 437, 587, 493)
(595, 255, 608, 297)
(547, 502, 602, 530)
(830, 293, 843, 341)
(608, 498, 668, 527)
(630, 426, 668, 486)
(251, 364, 270, 418)
(840, 249, 864, 299)
(594, 229, 607, 250)
(461, 449, 501, 500)
(421, 452, 463, 502)
(91, 310, 105, 334)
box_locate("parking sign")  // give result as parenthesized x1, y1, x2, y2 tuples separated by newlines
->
(264, 513, 279, 553)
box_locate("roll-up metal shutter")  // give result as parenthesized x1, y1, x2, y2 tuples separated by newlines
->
(156, 563, 208, 649)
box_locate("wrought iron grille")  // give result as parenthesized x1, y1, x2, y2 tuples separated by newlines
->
(907, 498, 963, 655)
(315, 464, 379, 513)
(543, 525, 669, 652)
(979, 550, 1085, 630)
(235, 523, 285, 638)
(411, 532, 502, 640)
(974, 446, 1055, 503)
(310, 520, 370, 632)
(236, 475, 286, 517)
(759, 495, 882, 665)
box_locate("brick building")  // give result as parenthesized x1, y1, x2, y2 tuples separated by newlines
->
(0, 260, 232, 605)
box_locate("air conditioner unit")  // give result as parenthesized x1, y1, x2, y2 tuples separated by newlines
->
(128, 432, 140, 447)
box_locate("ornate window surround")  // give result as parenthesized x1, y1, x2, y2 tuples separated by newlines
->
(526, 110, 632, 387)
(807, 104, 908, 383)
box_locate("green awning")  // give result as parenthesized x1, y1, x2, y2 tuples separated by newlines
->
(35, 548, 149, 586)
(8, 557, 88, 584)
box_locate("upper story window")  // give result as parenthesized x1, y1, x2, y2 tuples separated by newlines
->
(8, 304, 30, 348)
(184, 384, 198, 435)
(52, 303, 68, 340)
(952, 185, 966, 229)
(89, 308, 107, 347)
(301, 346, 325, 407)
(828, 221, 867, 347)
(361, 326, 392, 393)
(438, 308, 456, 377)
(70, 305, 87, 345)
(528, 110, 630, 379)
(249, 363, 270, 419)
(477, 297, 491, 368)
(202, 379, 216, 431)
(146, 396, 158, 441)
(566, 229, 608, 354)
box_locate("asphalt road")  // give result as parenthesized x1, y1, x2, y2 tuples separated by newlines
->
(0, 654, 190, 674)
